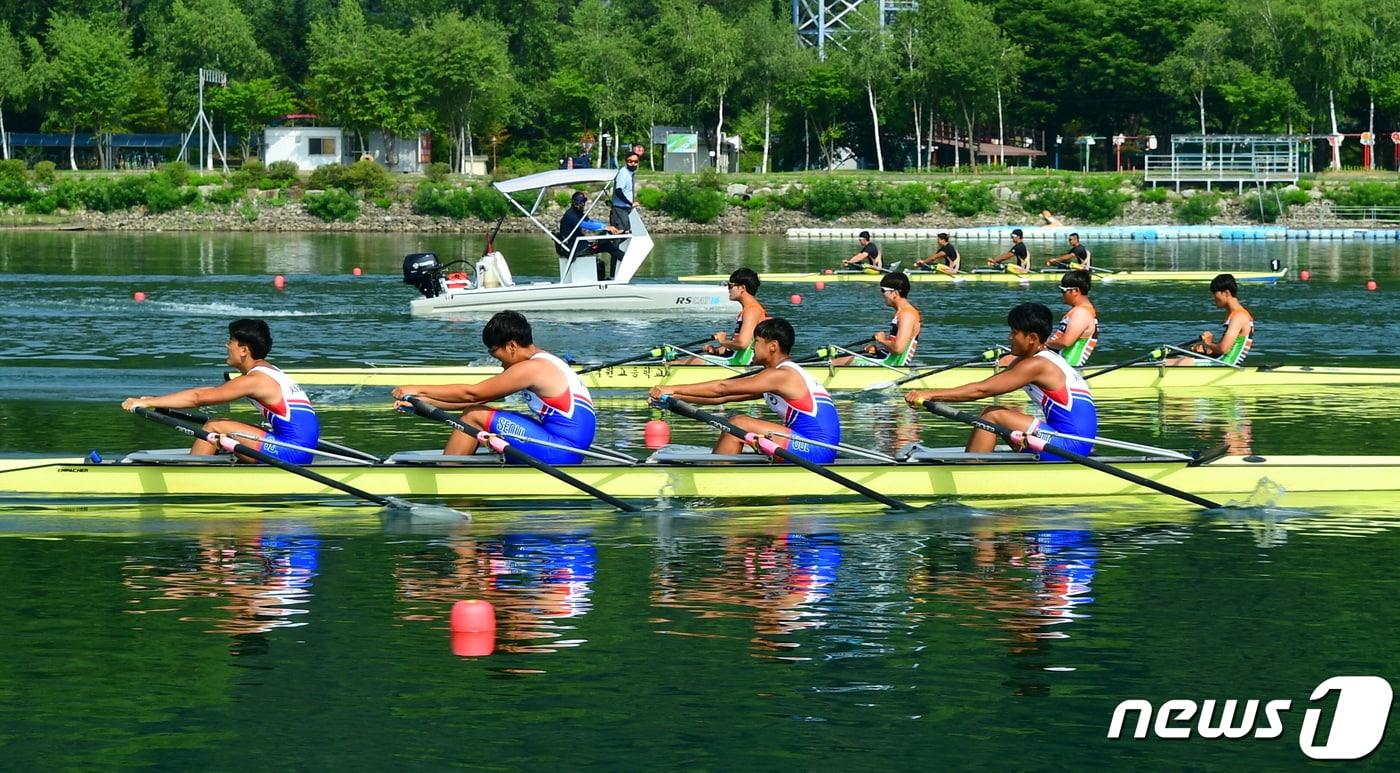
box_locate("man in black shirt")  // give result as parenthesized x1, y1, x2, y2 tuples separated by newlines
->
(841, 231, 882, 270)
(558, 192, 624, 279)
(987, 228, 1031, 274)
(1047, 232, 1091, 269)
(914, 232, 960, 274)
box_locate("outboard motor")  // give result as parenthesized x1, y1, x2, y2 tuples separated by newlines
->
(403, 252, 444, 298)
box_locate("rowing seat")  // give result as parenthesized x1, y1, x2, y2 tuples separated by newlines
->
(384, 450, 502, 465)
(122, 449, 236, 465)
(901, 444, 1169, 464)
(646, 444, 772, 465)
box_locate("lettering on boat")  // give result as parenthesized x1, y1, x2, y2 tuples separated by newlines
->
(1106, 676, 1392, 760)
(57, 467, 89, 473)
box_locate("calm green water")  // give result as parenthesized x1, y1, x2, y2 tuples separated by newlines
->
(0, 231, 1398, 768)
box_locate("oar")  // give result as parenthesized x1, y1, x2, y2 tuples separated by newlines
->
(154, 407, 381, 462)
(132, 407, 464, 517)
(800, 337, 876, 363)
(658, 396, 913, 510)
(922, 401, 1222, 509)
(1083, 338, 1201, 380)
(576, 337, 713, 375)
(860, 346, 1004, 392)
(401, 396, 638, 512)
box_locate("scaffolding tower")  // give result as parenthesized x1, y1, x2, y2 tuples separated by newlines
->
(793, 0, 916, 59)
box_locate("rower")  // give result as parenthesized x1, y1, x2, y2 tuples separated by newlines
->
(1047, 232, 1091, 270)
(1167, 273, 1254, 366)
(677, 267, 767, 366)
(1047, 269, 1098, 367)
(832, 271, 922, 367)
(913, 232, 959, 274)
(986, 228, 1031, 274)
(840, 231, 882, 270)
(120, 319, 320, 463)
(650, 318, 842, 463)
(391, 311, 595, 463)
(905, 302, 1097, 462)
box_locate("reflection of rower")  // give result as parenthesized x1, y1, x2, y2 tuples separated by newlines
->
(986, 228, 1031, 274)
(1046, 232, 1090, 270)
(1048, 270, 1098, 367)
(1167, 273, 1254, 366)
(914, 232, 960, 274)
(832, 272, 921, 367)
(391, 311, 596, 464)
(678, 268, 767, 366)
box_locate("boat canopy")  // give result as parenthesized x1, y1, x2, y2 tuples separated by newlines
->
(492, 168, 617, 194)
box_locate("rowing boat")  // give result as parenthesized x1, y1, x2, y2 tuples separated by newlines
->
(677, 268, 1288, 284)
(273, 362, 1400, 392)
(2, 447, 1396, 502)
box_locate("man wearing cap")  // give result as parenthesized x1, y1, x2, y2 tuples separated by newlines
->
(558, 191, 624, 280)
(841, 231, 882, 270)
(611, 153, 640, 233)
(987, 229, 1031, 274)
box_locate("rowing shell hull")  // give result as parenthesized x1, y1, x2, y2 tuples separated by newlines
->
(677, 269, 1288, 284)
(2, 455, 1396, 501)
(277, 363, 1400, 392)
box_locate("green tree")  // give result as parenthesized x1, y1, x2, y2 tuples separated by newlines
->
(655, 0, 742, 170)
(786, 60, 854, 170)
(831, 8, 896, 171)
(406, 13, 514, 175)
(145, 0, 276, 121)
(0, 24, 28, 160)
(547, 0, 638, 167)
(1160, 20, 1245, 134)
(207, 77, 296, 159)
(918, 0, 1019, 170)
(36, 14, 138, 169)
(740, 5, 811, 173)
(307, 2, 398, 156)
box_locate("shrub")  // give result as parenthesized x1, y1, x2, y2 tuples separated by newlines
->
(0, 177, 33, 204)
(0, 158, 26, 183)
(942, 182, 995, 217)
(341, 158, 393, 195)
(1138, 187, 1168, 204)
(635, 186, 664, 209)
(659, 177, 725, 223)
(1174, 194, 1220, 224)
(695, 166, 723, 191)
(426, 162, 452, 182)
(239, 200, 259, 222)
(50, 179, 83, 210)
(468, 186, 510, 219)
(1243, 188, 1311, 223)
(265, 160, 300, 183)
(159, 160, 191, 187)
(307, 163, 346, 191)
(373, 196, 392, 209)
(145, 180, 196, 213)
(231, 161, 265, 190)
(1296, 179, 1314, 191)
(870, 183, 935, 222)
(1021, 179, 1131, 223)
(554, 190, 571, 208)
(772, 186, 806, 210)
(32, 161, 56, 185)
(208, 186, 243, 206)
(25, 193, 58, 214)
(805, 178, 863, 219)
(78, 176, 147, 212)
(302, 188, 360, 222)
(412, 183, 470, 218)
(1326, 181, 1400, 208)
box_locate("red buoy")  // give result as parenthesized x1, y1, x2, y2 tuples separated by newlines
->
(789, 293, 802, 305)
(823, 268, 835, 275)
(352, 267, 363, 276)
(644, 419, 671, 449)
(815, 281, 826, 291)
(132, 291, 147, 302)
(450, 599, 496, 632)
(451, 631, 496, 657)
(1299, 270, 1310, 281)
(273, 275, 286, 290)
(1366, 280, 1378, 291)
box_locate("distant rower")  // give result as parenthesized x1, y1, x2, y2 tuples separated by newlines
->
(841, 231, 882, 270)
(679, 267, 767, 366)
(121, 318, 320, 464)
(906, 303, 1097, 462)
(651, 318, 842, 463)
(832, 272, 922, 367)
(1047, 232, 1091, 270)
(987, 228, 1031, 274)
(1047, 269, 1098, 367)
(914, 232, 959, 274)
(1168, 273, 1254, 366)
(391, 311, 595, 463)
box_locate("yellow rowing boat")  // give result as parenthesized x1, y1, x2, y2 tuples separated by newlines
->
(678, 268, 1288, 284)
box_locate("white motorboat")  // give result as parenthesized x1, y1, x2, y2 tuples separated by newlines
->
(403, 168, 736, 316)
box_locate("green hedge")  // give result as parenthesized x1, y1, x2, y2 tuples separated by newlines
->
(1326, 181, 1400, 208)
(412, 183, 510, 220)
(302, 188, 360, 222)
(658, 177, 725, 223)
(942, 182, 995, 217)
(1173, 194, 1219, 224)
(1022, 178, 1131, 223)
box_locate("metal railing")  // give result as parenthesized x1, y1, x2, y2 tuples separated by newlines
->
(1144, 153, 1298, 182)
(1322, 205, 1400, 224)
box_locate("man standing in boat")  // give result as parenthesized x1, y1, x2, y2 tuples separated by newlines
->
(1047, 232, 1091, 270)
(986, 228, 1031, 273)
(914, 233, 960, 274)
(391, 311, 596, 464)
(651, 318, 842, 463)
(611, 152, 640, 233)
(905, 302, 1097, 462)
(678, 267, 767, 366)
(832, 271, 922, 367)
(1167, 273, 1255, 366)
(1047, 269, 1098, 367)
(120, 319, 321, 464)
(841, 231, 882, 270)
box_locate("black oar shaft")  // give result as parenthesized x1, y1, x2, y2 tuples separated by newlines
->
(154, 407, 381, 462)
(663, 397, 912, 510)
(134, 407, 394, 506)
(577, 337, 714, 375)
(877, 348, 1002, 390)
(1084, 338, 1201, 380)
(404, 397, 637, 512)
(801, 337, 877, 363)
(923, 401, 1222, 509)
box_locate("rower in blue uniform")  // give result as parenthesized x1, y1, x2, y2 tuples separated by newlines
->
(905, 302, 1097, 462)
(121, 318, 321, 464)
(650, 318, 842, 463)
(392, 311, 596, 464)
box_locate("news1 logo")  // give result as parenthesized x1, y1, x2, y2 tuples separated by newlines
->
(1107, 676, 1393, 760)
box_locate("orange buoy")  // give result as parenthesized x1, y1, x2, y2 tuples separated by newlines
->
(451, 631, 496, 657)
(789, 293, 802, 305)
(644, 419, 670, 449)
(1366, 280, 1378, 291)
(132, 291, 147, 302)
(273, 275, 286, 290)
(815, 281, 826, 291)
(352, 267, 363, 276)
(1299, 270, 1310, 281)
(450, 599, 496, 632)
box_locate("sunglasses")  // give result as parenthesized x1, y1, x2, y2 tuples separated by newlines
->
(1058, 286, 1076, 293)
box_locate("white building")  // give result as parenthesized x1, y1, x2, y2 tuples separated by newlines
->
(263, 126, 345, 171)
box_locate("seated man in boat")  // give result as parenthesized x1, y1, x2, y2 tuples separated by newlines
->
(677, 267, 767, 366)
(905, 302, 1097, 462)
(120, 319, 320, 464)
(840, 231, 882, 270)
(1047, 232, 1091, 269)
(913, 233, 960, 274)
(1166, 273, 1254, 366)
(391, 310, 595, 464)
(650, 318, 842, 463)
(986, 228, 1031, 274)
(1047, 269, 1098, 367)
(558, 191, 624, 280)
(832, 271, 922, 367)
